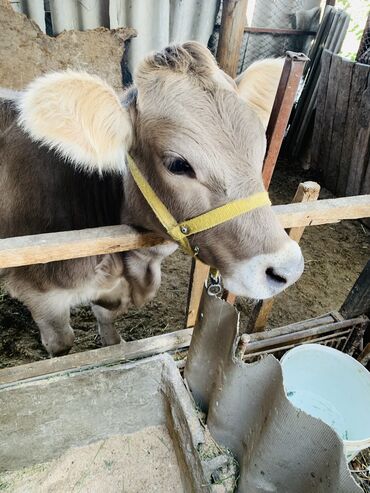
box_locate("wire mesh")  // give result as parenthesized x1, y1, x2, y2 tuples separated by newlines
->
(239, 0, 321, 72)
(357, 13, 370, 65)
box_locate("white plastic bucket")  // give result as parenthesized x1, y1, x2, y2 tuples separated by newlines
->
(281, 344, 370, 461)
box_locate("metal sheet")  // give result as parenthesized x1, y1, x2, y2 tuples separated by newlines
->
(184, 289, 361, 493)
(10, 0, 45, 32)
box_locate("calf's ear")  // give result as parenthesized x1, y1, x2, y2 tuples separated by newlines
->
(18, 71, 132, 173)
(236, 58, 284, 130)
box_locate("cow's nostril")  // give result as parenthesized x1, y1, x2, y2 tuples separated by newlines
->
(266, 267, 287, 285)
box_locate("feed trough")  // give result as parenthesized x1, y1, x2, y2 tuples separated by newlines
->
(0, 354, 235, 492)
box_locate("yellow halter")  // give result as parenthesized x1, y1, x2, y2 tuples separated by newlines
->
(127, 155, 271, 257)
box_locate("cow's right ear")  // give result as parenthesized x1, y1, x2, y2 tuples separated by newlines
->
(18, 71, 132, 173)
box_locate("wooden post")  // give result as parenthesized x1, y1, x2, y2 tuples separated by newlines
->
(216, 0, 248, 78)
(340, 260, 370, 319)
(247, 181, 321, 333)
(263, 52, 309, 189)
(185, 260, 210, 328)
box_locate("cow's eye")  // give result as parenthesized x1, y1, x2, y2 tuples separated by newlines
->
(167, 158, 195, 178)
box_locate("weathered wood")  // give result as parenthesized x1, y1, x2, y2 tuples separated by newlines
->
(311, 50, 333, 168)
(0, 328, 193, 386)
(320, 53, 341, 183)
(243, 27, 316, 36)
(340, 260, 370, 318)
(0, 227, 166, 269)
(249, 312, 338, 341)
(244, 317, 367, 353)
(0, 195, 369, 269)
(286, 181, 321, 242)
(273, 194, 370, 228)
(185, 260, 210, 328)
(247, 182, 321, 332)
(336, 60, 369, 195)
(345, 70, 370, 195)
(216, 0, 248, 78)
(327, 57, 353, 190)
(263, 52, 309, 189)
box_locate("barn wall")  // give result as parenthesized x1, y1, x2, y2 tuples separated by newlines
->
(10, 0, 220, 74)
(311, 50, 370, 210)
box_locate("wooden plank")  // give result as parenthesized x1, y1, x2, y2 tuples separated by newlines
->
(340, 260, 370, 318)
(0, 195, 369, 270)
(0, 227, 166, 269)
(263, 52, 308, 188)
(244, 318, 366, 353)
(311, 50, 333, 168)
(320, 53, 341, 185)
(247, 181, 321, 332)
(243, 27, 316, 36)
(327, 57, 353, 193)
(336, 61, 369, 195)
(216, 0, 249, 78)
(273, 194, 370, 228)
(345, 70, 370, 195)
(286, 181, 321, 242)
(0, 328, 193, 387)
(185, 259, 210, 328)
(248, 312, 337, 341)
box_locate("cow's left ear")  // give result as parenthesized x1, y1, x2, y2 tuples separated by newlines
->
(235, 58, 284, 129)
(18, 71, 132, 173)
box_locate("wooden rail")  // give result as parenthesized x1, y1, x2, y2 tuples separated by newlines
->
(0, 194, 369, 269)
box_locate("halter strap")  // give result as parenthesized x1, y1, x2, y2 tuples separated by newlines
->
(127, 154, 271, 256)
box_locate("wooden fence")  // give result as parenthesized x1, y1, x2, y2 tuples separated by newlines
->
(311, 50, 370, 215)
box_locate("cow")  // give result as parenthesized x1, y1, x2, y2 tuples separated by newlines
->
(0, 42, 303, 357)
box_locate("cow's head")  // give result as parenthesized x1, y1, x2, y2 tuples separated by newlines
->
(18, 42, 303, 299)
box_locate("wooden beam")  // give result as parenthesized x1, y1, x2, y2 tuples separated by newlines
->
(244, 27, 317, 36)
(0, 194, 369, 269)
(263, 52, 309, 188)
(216, 0, 248, 78)
(0, 328, 193, 387)
(185, 259, 210, 328)
(273, 193, 370, 228)
(247, 181, 321, 332)
(0, 227, 166, 269)
(340, 260, 370, 318)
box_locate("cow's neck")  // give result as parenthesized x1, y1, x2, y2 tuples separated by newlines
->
(121, 170, 169, 238)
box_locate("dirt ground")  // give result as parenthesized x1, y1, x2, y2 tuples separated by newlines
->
(0, 160, 368, 368)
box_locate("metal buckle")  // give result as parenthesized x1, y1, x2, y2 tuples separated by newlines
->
(207, 271, 223, 297)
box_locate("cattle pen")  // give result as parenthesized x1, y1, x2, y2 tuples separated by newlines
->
(1, 0, 370, 492)
(0, 190, 369, 382)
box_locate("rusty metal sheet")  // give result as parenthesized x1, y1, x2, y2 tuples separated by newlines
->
(184, 289, 361, 493)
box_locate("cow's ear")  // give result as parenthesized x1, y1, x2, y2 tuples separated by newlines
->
(18, 71, 132, 173)
(235, 58, 284, 130)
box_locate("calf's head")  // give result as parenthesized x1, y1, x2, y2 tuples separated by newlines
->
(18, 42, 303, 299)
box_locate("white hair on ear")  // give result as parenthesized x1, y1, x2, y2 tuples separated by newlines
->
(17, 71, 132, 173)
(236, 58, 284, 130)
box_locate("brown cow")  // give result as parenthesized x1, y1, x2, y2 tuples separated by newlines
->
(0, 43, 303, 356)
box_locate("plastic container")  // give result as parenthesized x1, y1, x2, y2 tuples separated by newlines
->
(281, 343, 370, 461)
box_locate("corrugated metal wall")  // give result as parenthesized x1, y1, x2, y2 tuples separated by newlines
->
(10, 0, 219, 73)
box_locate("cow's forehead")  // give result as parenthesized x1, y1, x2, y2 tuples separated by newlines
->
(135, 78, 266, 166)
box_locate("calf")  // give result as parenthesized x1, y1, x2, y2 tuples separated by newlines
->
(0, 43, 303, 356)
